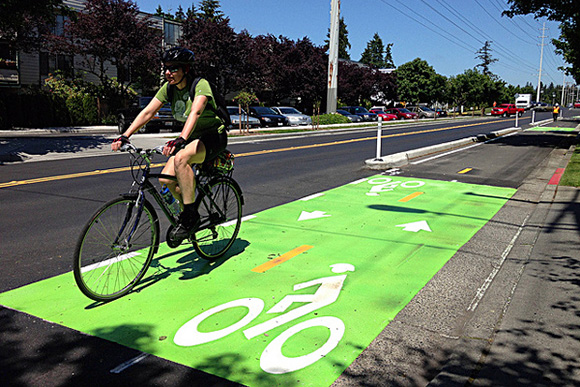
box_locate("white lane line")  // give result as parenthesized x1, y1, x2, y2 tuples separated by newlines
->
(299, 193, 325, 201)
(220, 215, 256, 227)
(81, 252, 141, 273)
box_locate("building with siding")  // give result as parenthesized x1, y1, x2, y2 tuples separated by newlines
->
(0, 0, 182, 90)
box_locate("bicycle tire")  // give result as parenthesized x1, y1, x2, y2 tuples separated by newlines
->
(73, 196, 159, 302)
(193, 177, 243, 260)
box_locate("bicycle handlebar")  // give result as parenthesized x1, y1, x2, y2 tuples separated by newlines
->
(120, 143, 165, 156)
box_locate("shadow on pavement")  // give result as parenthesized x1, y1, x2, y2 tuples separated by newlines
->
(0, 136, 110, 164)
(0, 306, 244, 386)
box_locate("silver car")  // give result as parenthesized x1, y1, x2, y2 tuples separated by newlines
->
(408, 106, 436, 119)
(271, 106, 312, 126)
(227, 106, 261, 129)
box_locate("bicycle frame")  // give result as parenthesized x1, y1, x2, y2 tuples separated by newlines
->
(122, 145, 232, 241)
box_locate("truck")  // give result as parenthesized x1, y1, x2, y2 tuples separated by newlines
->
(491, 103, 524, 117)
(515, 93, 533, 110)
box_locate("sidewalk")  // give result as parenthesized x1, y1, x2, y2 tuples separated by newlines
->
(429, 117, 580, 386)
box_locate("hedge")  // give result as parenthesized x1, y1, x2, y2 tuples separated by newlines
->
(0, 90, 99, 129)
(314, 113, 351, 125)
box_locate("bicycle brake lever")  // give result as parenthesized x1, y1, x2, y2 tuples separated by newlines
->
(120, 143, 138, 152)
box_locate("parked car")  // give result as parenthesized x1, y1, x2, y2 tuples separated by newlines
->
(340, 106, 378, 121)
(491, 103, 524, 117)
(574, 101, 580, 108)
(248, 106, 289, 127)
(532, 102, 552, 112)
(407, 106, 436, 119)
(435, 108, 448, 117)
(369, 108, 397, 121)
(270, 106, 312, 126)
(384, 107, 418, 120)
(117, 96, 179, 134)
(336, 109, 362, 122)
(227, 106, 261, 129)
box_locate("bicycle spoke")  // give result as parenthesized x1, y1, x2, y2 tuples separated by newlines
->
(194, 178, 242, 260)
(74, 197, 158, 301)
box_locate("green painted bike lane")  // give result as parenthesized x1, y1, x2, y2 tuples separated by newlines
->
(0, 176, 514, 386)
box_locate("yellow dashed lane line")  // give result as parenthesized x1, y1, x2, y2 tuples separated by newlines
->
(0, 119, 502, 189)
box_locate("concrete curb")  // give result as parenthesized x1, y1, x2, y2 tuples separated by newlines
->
(363, 121, 558, 170)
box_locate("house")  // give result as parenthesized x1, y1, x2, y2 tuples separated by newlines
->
(0, 0, 182, 91)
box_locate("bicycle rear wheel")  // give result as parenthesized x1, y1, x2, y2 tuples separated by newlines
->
(194, 177, 243, 260)
(73, 196, 159, 302)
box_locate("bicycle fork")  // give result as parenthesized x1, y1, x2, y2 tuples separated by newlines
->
(113, 191, 146, 252)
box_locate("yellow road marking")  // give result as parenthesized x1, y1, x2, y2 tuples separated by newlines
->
(0, 119, 498, 189)
(399, 192, 424, 202)
(251, 245, 314, 273)
(458, 168, 473, 174)
(0, 163, 166, 189)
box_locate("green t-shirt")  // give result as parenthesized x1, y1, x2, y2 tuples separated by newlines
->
(154, 78, 224, 136)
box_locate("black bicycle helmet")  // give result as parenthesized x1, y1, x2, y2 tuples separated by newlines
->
(162, 47, 195, 65)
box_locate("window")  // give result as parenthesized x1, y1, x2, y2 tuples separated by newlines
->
(52, 15, 69, 36)
(0, 42, 18, 84)
(40, 52, 74, 77)
(164, 21, 182, 46)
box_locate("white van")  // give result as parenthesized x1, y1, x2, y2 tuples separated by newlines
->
(515, 94, 533, 110)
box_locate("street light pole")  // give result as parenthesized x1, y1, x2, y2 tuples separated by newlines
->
(326, 0, 340, 114)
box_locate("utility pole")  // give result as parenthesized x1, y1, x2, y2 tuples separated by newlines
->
(536, 22, 546, 103)
(561, 73, 565, 106)
(326, 0, 340, 114)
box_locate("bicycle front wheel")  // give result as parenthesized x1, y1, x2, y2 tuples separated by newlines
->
(194, 177, 243, 260)
(73, 196, 159, 302)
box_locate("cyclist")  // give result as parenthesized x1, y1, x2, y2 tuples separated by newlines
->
(112, 47, 227, 245)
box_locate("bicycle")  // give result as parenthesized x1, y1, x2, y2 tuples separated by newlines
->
(73, 144, 244, 302)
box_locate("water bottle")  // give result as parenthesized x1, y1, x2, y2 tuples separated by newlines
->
(160, 185, 181, 217)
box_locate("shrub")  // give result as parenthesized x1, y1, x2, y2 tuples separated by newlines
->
(314, 113, 351, 125)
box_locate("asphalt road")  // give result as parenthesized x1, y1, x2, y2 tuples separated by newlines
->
(0, 109, 577, 386)
(0, 113, 551, 292)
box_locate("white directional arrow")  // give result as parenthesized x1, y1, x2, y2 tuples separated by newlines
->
(298, 211, 331, 221)
(395, 220, 432, 232)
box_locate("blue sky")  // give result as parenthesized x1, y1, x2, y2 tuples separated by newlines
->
(134, 0, 573, 90)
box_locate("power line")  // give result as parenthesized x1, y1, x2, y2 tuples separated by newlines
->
(431, 0, 537, 72)
(375, 0, 479, 54)
(418, 0, 485, 45)
(372, 0, 544, 84)
(482, 0, 538, 43)
(472, 0, 535, 45)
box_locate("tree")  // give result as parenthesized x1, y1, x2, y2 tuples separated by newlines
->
(325, 17, 351, 60)
(384, 43, 395, 68)
(448, 68, 504, 108)
(175, 6, 186, 22)
(504, 0, 580, 83)
(154, 5, 173, 20)
(337, 61, 395, 106)
(396, 58, 446, 104)
(475, 41, 498, 77)
(338, 61, 375, 105)
(50, 0, 161, 103)
(360, 33, 386, 68)
(0, 0, 68, 51)
(197, 0, 224, 22)
(180, 11, 239, 95)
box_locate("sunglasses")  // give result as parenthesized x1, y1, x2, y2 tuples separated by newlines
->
(164, 65, 181, 73)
